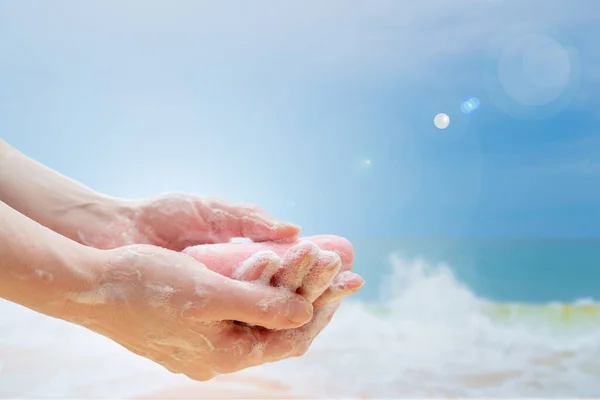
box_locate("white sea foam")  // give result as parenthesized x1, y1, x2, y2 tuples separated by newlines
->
(1, 254, 600, 398)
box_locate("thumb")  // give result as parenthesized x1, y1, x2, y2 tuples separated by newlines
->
(240, 216, 301, 243)
(204, 276, 314, 329)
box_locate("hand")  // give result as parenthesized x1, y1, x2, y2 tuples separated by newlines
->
(79, 193, 301, 250)
(183, 237, 364, 361)
(73, 244, 313, 381)
(0, 142, 299, 251)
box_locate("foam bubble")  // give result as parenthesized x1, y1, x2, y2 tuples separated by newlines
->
(64, 282, 129, 305)
(34, 269, 54, 281)
(145, 284, 178, 312)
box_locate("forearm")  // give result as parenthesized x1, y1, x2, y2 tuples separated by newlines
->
(0, 200, 99, 321)
(0, 139, 132, 244)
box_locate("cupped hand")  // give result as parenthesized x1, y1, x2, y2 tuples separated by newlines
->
(74, 244, 313, 381)
(183, 237, 364, 362)
(81, 193, 300, 250)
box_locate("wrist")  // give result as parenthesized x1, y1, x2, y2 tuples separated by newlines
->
(40, 244, 105, 322)
(64, 195, 138, 249)
(1, 232, 105, 324)
(0, 140, 137, 249)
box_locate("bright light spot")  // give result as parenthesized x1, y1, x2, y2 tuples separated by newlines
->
(460, 97, 480, 114)
(364, 158, 372, 167)
(434, 113, 450, 129)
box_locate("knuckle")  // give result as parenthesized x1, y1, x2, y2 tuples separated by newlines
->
(254, 300, 280, 322)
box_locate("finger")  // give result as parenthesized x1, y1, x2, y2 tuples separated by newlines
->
(259, 273, 364, 363)
(243, 274, 363, 367)
(182, 234, 354, 278)
(214, 323, 272, 372)
(304, 235, 355, 272)
(232, 250, 281, 283)
(271, 241, 320, 291)
(314, 271, 365, 307)
(199, 275, 314, 329)
(261, 302, 342, 363)
(299, 251, 342, 303)
(203, 198, 301, 242)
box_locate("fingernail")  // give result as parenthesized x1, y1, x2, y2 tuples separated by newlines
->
(275, 221, 301, 232)
(287, 297, 313, 325)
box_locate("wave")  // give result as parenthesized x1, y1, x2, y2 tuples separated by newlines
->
(279, 253, 600, 398)
(375, 253, 600, 330)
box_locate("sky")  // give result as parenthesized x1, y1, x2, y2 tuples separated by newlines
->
(1, 0, 599, 242)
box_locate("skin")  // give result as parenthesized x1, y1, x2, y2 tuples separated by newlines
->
(0, 200, 320, 380)
(183, 234, 359, 306)
(184, 238, 364, 364)
(0, 137, 361, 298)
(0, 139, 364, 379)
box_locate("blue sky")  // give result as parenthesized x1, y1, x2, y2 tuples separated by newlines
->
(1, 0, 599, 241)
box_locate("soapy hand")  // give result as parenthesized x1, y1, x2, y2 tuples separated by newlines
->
(183, 236, 364, 360)
(77, 193, 301, 250)
(77, 244, 313, 381)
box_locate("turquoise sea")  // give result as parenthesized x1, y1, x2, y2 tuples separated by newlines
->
(352, 237, 600, 303)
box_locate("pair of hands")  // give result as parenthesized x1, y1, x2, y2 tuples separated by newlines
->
(72, 193, 353, 381)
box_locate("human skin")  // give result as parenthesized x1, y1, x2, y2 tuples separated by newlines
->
(0, 140, 361, 289)
(183, 238, 364, 360)
(0, 139, 364, 375)
(183, 235, 360, 306)
(0, 141, 358, 295)
(0, 200, 322, 380)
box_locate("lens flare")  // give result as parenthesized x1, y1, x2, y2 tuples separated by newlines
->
(434, 113, 450, 129)
(460, 97, 480, 114)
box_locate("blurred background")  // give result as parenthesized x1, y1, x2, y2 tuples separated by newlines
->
(1, 0, 600, 398)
